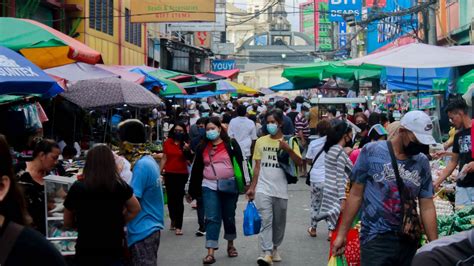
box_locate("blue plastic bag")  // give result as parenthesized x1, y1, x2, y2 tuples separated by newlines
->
(243, 200, 261, 236)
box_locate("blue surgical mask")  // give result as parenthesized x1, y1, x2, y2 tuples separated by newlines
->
(201, 112, 209, 118)
(198, 128, 206, 137)
(267, 124, 278, 136)
(206, 129, 220, 140)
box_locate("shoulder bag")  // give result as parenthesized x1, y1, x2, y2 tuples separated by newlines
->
(387, 141, 423, 241)
(305, 148, 324, 186)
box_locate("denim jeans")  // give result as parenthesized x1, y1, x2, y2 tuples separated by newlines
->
(455, 186, 474, 207)
(202, 187, 238, 249)
(361, 232, 418, 266)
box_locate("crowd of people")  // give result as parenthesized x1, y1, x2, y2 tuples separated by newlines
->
(1, 96, 473, 266)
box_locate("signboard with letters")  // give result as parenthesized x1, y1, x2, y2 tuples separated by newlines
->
(194, 32, 211, 48)
(211, 60, 236, 71)
(166, 0, 225, 32)
(131, 0, 216, 23)
(328, 0, 362, 22)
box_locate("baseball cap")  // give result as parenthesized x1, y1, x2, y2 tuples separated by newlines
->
(400, 111, 436, 145)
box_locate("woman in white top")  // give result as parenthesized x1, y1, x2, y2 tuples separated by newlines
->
(305, 120, 332, 237)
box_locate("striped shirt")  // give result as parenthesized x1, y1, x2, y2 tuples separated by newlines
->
(294, 113, 310, 139)
(318, 145, 353, 230)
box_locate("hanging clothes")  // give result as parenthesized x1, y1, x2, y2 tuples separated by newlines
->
(36, 102, 49, 123)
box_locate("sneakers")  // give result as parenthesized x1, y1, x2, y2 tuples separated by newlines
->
(257, 255, 273, 265)
(272, 249, 282, 262)
(195, 229, 206, 237)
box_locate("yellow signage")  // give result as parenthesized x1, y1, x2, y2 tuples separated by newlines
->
(131, 0, 216, 23)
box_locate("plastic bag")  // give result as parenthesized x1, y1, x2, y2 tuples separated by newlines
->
(243, 201, 261, 236)
(328, 256, 348, 266)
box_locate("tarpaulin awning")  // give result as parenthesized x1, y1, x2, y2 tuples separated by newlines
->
(447, 45, 474, 54)
(383, 67, 455, 92)
(457, 69, 474, 94)
(181, 80, 216, 94)
(45, 62, 118, 82)
(96, 65, 145, 84)
(0, 46, 63, 97)
(167, 90, 227, 99)
(345, 43, 474, 68)
(129, 68, 166, 90)
(0, 18, 102, 69)
(210, 69, 239, 79)
(196, 72, 227, 81)
(270, 81, 296, 91)
(225, 81, 258, 94)
(61, 78, 161, 109)
(158, 79, 187, 97)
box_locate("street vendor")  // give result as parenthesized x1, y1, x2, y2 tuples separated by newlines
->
(435, 98, 474, 207)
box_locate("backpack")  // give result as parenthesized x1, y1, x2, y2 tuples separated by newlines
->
(277, 136, 301, 184)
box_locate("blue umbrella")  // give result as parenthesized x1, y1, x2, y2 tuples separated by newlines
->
(270, 81, 296, 91)
(168, 90, 227, 99)
(130, 68, 166, 90)
(0, 45, 63, 97)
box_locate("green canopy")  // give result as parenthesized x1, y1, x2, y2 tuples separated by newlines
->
(457, 69, 474, 94)
(148, 69, 186, 80)
(282, 61, 383, 89)
(157, 79, 187, 97)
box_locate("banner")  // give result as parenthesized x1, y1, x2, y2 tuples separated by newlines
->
(329, 0, 362, 22)
(409, 95, 436, 110)
(166, 0, 225, 32)
(131, 0, 216, 23)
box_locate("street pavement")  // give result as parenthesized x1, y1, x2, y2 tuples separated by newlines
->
(158, 179, 330, 266)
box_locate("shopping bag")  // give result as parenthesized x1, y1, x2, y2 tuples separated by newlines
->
(328, 256, 348, 266)
(243, 201, 261, 236)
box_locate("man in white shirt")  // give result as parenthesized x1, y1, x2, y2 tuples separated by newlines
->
(228, 105, 258, 160)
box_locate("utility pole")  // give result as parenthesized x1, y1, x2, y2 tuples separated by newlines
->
(428, 0, 438, 45)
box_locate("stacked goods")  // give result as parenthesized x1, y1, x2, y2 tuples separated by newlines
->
(437, 206, 474, 236)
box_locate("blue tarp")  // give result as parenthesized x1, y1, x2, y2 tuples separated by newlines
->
(167, 90, 226, 99)
(0, 46, 63, 97)
(130, 68, 166, 90)
(270, 81, 296, 91)
(383, 67, 455, 92)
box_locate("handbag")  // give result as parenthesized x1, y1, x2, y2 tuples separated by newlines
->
(306, 148, 324, 186)
(208, 145, 238, 194)
(387, 141, 423, 241)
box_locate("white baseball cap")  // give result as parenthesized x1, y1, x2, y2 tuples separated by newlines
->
(400, 111, 436, 145)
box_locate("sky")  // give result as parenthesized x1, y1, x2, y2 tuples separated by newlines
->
(232, 0, 309, 32)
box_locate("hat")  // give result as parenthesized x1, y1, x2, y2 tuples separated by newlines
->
(400, 111, 436, 145)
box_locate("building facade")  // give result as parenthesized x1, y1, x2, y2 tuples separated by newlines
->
(437, 0, 473, 45)
(299, 0, 331, 52)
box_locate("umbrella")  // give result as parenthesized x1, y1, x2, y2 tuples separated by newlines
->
(222, 81, 258, 94)
(196, 72, 227, 81)
(210, 69, 240, 79)
(96, 65, 146, 84)
(129, 68, 166, 90)
(45, 62, 118, 82)
(0, 17, 102, 69)
(169, 90, 227, 99)
(216, 80, 237, 93)
(61, 78, 161, 109)
(181, 80, 216, 94)
(458, 69, 474, 94)
(158, 79, 187, 97)
(0, 45, 63, 97)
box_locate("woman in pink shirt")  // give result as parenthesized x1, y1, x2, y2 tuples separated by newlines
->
(188, 117, 246, 265)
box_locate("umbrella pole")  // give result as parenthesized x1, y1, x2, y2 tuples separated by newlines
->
(103, 110, 109, 143)
(417, 69, 420, 109)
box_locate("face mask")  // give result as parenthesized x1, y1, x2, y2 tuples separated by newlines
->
(404, 141, 429, 157)
(267, 124, 278, 136)
(201, 112, 209, 118)
(198, 128, 206, 137)
(174, 132, 185, 141)
(206, 130, 220, 141)
(356, 123, 368, 131)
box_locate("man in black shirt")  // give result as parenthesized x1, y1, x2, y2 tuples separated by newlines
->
(436, 98, 474, 207)
(286, 102, 299, 127)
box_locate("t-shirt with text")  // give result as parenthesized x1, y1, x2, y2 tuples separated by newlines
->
(351, 141, 433, 245)
(253, 135, 301, 199)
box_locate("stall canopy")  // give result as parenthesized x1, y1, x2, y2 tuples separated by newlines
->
(345, 43, 474, 68)
(157, 79, 187, 97)
(382, 67, 455, 92)
(282, 61, 382, 89)
(44, 62, 118, 82)
(0, 46, 64, 97)
(96, 65, 146, 84)
(129, 68, 166, 90)
(216, 80, 258, 94)
(0, 18, 102, 69)
(181, 80, 216, 94)
(61, 78, 161, 109)
(270, 81, 296, 91)
(457, 69, 474, 94)
(168, 90, 227, 99)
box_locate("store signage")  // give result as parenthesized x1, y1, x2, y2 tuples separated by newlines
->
(366, 0, 416, 53)
(409, 95, 436, 110)
(211, 60, 236, 71)
(194, 32, 211, 48)
(131, 0, 216, 23)
(328, 0, 362, 22)
(339, 22, 347, 47)
(365, 0, 386, 7)
(166, 0, 225, 32)
(0, 55, 39, 77)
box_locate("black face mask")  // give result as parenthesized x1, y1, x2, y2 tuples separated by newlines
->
(174, 132, 185, 141)
(356, 123, 368, 131)
(404, 141, 429, 156)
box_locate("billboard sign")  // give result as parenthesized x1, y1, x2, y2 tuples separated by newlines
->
(328, 0, 362, 22)
(301, 3, 315, 41)
(339, 21, 347, 47)
(131, 0, 216, 23)
(194, 32, 211, 48)
(166, 0, 225, 32)
(366, 0, 416, 53)
(211, 60, 236, 71)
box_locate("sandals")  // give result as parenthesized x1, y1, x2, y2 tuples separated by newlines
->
(307, 227, 317, 237)
(227, 246, 238, 257)
(175, 229, 183, 235)
(203, 255, 216, 264)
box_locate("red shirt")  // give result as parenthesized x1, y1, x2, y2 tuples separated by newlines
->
(163, 138, 189, 174)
